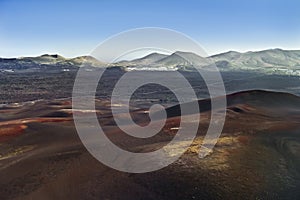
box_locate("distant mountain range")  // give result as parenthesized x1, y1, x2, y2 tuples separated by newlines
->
(210, 49, 300, 74)
(117, 49, 300, 75)
(1, 49, 300, 75)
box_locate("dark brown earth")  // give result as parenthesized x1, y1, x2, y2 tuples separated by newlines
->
(0, 90, 300, 200)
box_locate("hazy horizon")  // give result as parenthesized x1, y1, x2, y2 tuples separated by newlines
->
(1, 47, 300, 62)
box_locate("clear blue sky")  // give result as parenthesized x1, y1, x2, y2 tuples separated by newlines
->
(0, 0, 299, 58)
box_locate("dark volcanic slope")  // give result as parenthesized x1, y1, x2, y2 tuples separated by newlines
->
(0, 90, 300, 199)
(164, 90, 300, 118)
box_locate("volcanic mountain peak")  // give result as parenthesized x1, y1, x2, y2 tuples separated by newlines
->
(210, 51, 241, 60)
(0, 54, 105, 71)
(127, 52, 169, 65)
(139, 52, 168, 60)
(154, 51, 209, 67)
(40, 54, 64, 59)
(68, 55, 104, 66)
(19, 54, 66, 64)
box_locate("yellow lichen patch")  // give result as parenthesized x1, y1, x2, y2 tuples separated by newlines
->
(0, 145, 36, 160)
(163, 141, 192, 157)
(163, 135, 243, 171)
(186, 136, 239, 154)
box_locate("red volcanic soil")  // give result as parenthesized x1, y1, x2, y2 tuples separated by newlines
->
(0, 117, 72, 142)
(0, 100, 73, 142)
(0, 90, 300, 199)
(0, 124, 27, 142)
